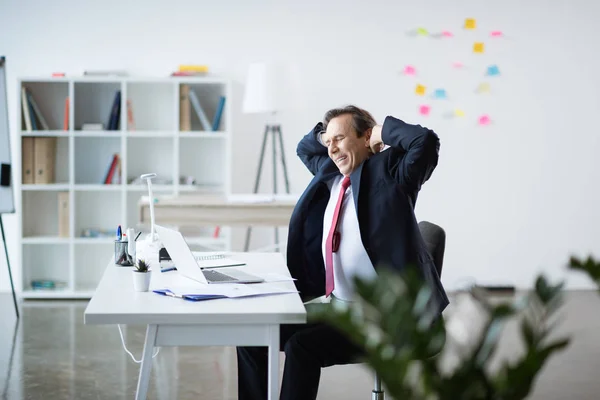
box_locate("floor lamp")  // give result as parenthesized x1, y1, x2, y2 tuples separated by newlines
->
(242, 63, 291, 251)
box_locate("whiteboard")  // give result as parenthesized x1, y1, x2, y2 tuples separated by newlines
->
(0, 56, 15, 214)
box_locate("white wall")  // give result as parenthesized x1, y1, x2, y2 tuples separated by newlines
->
(1, 0, 599, 293)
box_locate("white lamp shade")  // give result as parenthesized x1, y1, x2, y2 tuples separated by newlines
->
(242, 62, 281, 114)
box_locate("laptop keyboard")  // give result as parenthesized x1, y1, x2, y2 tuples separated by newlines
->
(203, 269, 237, 282)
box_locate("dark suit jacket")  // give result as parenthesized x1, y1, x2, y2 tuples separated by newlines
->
(286, 115, 449, 317)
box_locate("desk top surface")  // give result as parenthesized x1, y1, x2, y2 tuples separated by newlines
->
(84, 252, 307, 325)
(138, 194, 299, 207)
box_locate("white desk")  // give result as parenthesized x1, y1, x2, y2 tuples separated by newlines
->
(84, 252, 306, 400)
(138, 194, 298, 227)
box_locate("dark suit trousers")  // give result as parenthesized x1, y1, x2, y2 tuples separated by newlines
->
(236, 320, 364, 400)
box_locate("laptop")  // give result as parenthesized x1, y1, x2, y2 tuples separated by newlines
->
(154, 224, 264, 284)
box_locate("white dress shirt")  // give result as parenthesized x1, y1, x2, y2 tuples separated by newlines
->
(321, 175, 377, 301)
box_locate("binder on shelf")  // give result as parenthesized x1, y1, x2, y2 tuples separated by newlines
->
(58, 191, 69, 237)
(188, 89, 211, 131)
(21, 137, 34, 184)
(33, 137, 57, 184)
(179, 84, 191, 131)
(212, 96, 226, 131)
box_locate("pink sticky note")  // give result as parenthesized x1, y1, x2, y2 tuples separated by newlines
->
(419, 105, 431, 116)
(404, 65, 416, 75)
(442, 31, 453, 37)
(478, 115, 491, 125)
(490, 30, 503, 37)
(452, 61, 464, 68)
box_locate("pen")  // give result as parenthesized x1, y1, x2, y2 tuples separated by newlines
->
(135, 231, 142, 241)
(116, 225, 122, 241)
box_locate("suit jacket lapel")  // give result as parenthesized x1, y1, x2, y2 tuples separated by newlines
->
(350, 162, 364, 215)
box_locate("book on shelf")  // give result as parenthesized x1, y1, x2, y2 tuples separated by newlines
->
(21, 87, 49, 131)
(102, 153, 120, 184)
(188, 89, 212, 131)
(63, 97, 69, 130)
(179, 84, 191, 131)
(83, 70, 128, 77)
(126, 99, 135, 130)
(82, 123, 104, 130)
(171, 65, 209, 76)
(107, 91, 121, 131)
(212, 96, 225, 131)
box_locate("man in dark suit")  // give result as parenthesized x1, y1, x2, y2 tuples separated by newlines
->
(237, 105, 449, 400)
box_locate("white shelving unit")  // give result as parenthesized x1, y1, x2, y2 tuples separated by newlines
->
(16, 76, 232, 299)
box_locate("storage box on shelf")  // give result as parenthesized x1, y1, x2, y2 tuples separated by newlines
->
(17, 76, 232, 298)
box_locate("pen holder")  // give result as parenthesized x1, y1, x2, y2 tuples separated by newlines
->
(115, 240, 135, 266)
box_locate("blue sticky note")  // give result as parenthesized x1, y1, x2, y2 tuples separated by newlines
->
(433, 88, 447, 99)
(487, 65, 500, 76)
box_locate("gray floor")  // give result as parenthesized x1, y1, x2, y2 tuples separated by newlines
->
(1, 291, 600, 399)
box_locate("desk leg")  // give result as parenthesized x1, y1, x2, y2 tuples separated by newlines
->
(267, 324, 280, 400)
(136, 324, 158, 400)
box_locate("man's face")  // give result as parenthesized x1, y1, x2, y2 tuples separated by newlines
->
(321, 114, 371, 176)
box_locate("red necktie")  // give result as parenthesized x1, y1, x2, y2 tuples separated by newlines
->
(325, 176, 351, 297)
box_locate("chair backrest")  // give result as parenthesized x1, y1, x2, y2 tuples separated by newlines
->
(418, 221, 446, 279)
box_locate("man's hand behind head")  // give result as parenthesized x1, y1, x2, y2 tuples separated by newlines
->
(369, 125, 384, 154)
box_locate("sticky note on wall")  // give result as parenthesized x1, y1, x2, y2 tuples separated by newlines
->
(464, 18, 476, 29)
(476, 82, 491, 93)
(433, 89, 447, 99)
(473, 42, 485, 53)
(419, 105, 431, 116)
(487, 65, 500, 76)
(478, 115, 491, 125)
(415, 84, 426, 95)
(403, 65, 416, 75)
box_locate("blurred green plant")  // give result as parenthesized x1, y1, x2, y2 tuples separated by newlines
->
(309, 265, 570, 400)
(568, 255, 600, 291)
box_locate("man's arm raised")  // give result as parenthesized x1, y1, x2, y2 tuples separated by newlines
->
(296, 122, 330, 176)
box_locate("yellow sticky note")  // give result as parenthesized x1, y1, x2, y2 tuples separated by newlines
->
(464, 18, 476, 29)
(417, 27, 428, 36)
(476, 82, 491, 93)
(415, 84, 426, 96)
(454, 109, 465, 117)
(473, 42, 485, 53)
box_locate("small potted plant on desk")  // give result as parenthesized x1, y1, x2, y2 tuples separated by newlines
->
(132, 259, 151, 292)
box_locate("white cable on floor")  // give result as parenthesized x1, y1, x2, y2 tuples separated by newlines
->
(117, 324, 160, 363)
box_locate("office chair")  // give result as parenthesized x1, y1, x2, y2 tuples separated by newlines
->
(371, 220, 446, 400)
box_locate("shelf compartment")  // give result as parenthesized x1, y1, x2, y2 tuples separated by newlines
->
(22, 243, 70, 292)
(21, 136, 69, 184)
(126, 137, 174, 185)
(74, 244, 113, 292)
(20, 81, 69, 131)
(126, 82, 176, 131)
(179, 137, 226, 191)
(74, 81, 122, 131)
(74, 136, 121, 185)
(179, 82, 227, 132)
(75, 191, 121, 240)
(22, 191, 70, 238)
